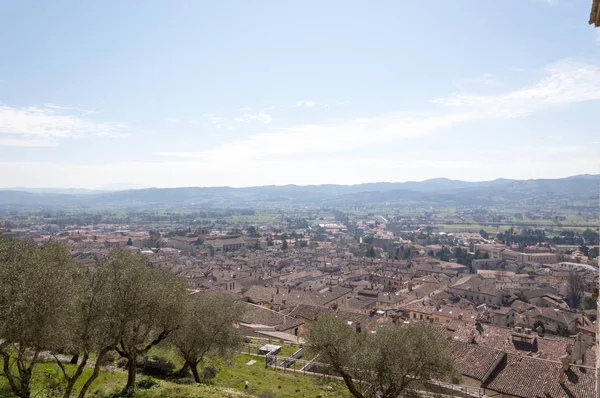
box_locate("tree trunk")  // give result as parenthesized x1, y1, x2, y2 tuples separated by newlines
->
(62, 352, 89, 398)
(77, 347, 111, 398)
(15, 348, 39, 398)
(190, 362, 201, 383)
(340, 371, 365, 398)
(176, 361, 191, 376)
(70, 353, 79, 364)
(1, 351, 21, 397)
(125, 354, 137, 391)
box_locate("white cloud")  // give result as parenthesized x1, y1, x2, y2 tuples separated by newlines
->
(157, 111, 475, 162)
(296, 100, 317, 108)
(433, 59, 600, 118)
(296, 99, 347, 108)
(202, 114, 231, 129)
(0, 137, 58, 147)
(0, 104, 126, 145)
(479, 145, 586, 156)
(5, 58, 599, 187)
(296, 100, 331, 108)
(44, 104, 98, 115)
(158, 59, 600, 166)
(234, 112, 272, 124)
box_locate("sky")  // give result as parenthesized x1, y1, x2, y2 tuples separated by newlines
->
(0, 0, 599, 189)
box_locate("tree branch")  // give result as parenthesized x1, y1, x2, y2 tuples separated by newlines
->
(53, 355, 71, 382)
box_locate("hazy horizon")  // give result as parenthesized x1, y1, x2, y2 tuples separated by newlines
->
(0, 173, 597, 192)
(1, 1, 599, 188)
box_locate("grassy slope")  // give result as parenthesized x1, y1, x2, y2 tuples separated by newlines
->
(0, 352, 349, 398)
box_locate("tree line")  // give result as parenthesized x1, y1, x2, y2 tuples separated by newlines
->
(495, 228, 598, 247)
(0, 239, 242, 398)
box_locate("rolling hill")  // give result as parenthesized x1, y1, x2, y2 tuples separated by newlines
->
(0, 174, 597, 208)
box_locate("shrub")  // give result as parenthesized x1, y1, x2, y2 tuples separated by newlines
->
(201, 364, 218, 382)
(39, 370, 65, 398)
(105, 389, 135, 398)
(116, 358, 128, 368)
(137, 356, 176, 378)
(98, 350, 119, 366)
(173, 377, 196, 385)
(137, 377, 160, 390)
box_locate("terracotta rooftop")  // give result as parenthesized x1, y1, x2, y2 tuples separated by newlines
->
(238, 302, 303, 331)
(483, 354, 595, 398)
(448, 341, 504, 381)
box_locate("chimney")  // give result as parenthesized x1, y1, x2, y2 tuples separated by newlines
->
(276, 286, 279, 294)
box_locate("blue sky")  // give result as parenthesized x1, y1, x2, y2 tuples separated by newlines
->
(0, 0, 599, 188)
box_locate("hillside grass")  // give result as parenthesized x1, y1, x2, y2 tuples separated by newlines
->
(0, 351, 349, 398)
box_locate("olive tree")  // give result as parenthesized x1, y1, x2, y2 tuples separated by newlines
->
(171, 292, 243, 382)
(306, 314, 458, 398)
(53, 262, 125, 398)
(107, 249, 187, 391)
(0, 239, 79, 398)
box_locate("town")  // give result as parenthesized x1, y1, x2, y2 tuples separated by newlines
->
(1, 199, 598, 397)
(1, 0, 599, 397)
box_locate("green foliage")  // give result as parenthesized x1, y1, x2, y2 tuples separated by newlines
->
(556, 325, 570, 337)
(106, 249, 188, 391)
(581, 296, 597, 310)
(307, 314, 458, 398)
(137, 377, 160, 390)
(39, 369, 66, 398)
(281, 239, 288, 250)
(171, 292, 243, 383)
(589, 247, 599, 260)
(138, 356, 176, 378)
(201, 364, 218, 383)
(533, 320, 545, 334)
(0, 239, 79, 398)
(366, 245, 376, 258)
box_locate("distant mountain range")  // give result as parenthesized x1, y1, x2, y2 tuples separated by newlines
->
(0, 175, 598, 208)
